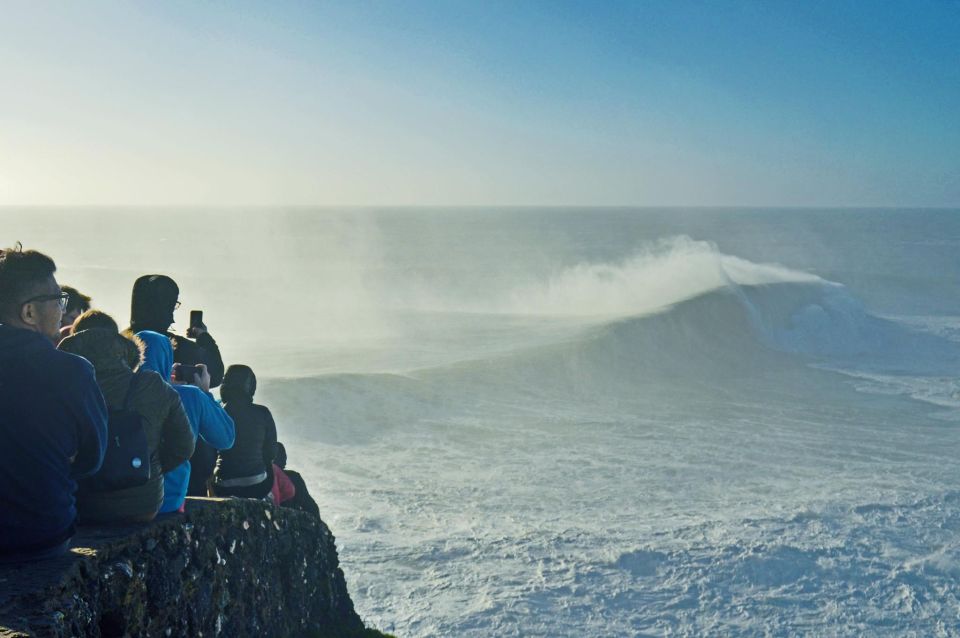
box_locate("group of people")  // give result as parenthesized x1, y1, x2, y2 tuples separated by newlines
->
(0, 244, 318, 564)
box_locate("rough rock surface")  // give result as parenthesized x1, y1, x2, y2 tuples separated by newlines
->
(0, 498, 371, 637)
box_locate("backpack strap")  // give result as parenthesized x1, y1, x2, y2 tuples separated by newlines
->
(122, 371, 141, 411)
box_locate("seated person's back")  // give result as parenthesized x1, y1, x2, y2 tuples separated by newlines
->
(213, 365, 276, 499)
(0, 246, 108, 561)
(136, 330, 235, 513)
(59, 311, 195, 524)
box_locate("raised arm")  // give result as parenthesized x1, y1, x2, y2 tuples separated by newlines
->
(197, 390, 236, 450)
(193, 332, 225, 388)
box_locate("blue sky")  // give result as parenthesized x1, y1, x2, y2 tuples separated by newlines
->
(0, 0, 957, 206)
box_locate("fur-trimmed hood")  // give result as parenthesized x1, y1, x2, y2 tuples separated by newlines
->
(58, 327, 144, 375)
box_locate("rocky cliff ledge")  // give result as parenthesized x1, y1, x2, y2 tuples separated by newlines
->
(0, 498, 387, 638)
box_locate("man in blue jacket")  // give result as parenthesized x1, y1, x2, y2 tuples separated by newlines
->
(0, 245, 108, 562)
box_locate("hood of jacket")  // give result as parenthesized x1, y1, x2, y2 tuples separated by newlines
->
(221, 364, 257, 404)
(136, 330, 173, 379)
(129, 274, 179, 334)
(58, 327, 144, 375)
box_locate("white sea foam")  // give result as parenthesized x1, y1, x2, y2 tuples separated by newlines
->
(503, 235, 826, 318)
(8, 207, 960, 636)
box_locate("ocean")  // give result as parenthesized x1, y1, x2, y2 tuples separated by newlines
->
(7, 207, 960, 636)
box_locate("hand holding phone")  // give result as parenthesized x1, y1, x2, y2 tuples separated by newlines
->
(187, 309, 207, 338)
(173, 364, 200, 384)
(193, 363, 211, 393)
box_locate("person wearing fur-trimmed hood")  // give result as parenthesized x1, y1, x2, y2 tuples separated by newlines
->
(59, 311, 195, 524)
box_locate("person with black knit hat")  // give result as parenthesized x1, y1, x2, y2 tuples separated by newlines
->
(127, 274, 225, 388)
(211, 365, 277, 499)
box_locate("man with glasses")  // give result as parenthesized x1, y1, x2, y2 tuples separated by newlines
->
(128, 274, 226, 388)
(0, 244, 108, 562)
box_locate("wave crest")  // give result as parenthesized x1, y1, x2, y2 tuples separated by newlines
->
(503, 236, 827, 318)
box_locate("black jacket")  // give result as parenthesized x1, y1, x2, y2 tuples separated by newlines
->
(170, 331, 225, 388)
(215, 400, 277, 480)
(128, 274, 225, 388)
(281, 469, 321, 517)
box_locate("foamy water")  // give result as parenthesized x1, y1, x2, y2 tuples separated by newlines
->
(6, 207, 960, 636)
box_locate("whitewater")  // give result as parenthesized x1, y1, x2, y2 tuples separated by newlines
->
(8, 207, 960, 636)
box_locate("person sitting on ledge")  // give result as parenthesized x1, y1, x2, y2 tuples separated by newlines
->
(270, 442, 297, 506)
(127, 274, 225, 387)
(60, 311, 195, 524)
(56, 284, 92, 344)
(136, 330, 235, 514)
(0, 245, 108, 562)
(212, 365, 277, 500)
(274, 442, 321, 517)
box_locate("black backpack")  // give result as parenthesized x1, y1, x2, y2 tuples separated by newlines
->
(84, 372, 151, 492)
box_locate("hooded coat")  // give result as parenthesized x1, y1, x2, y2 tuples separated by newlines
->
(128, 275, 226, 388)
(213, 366, 277, 498)
(136, 330, 235, 513)
(0, 324, 108, 557)
(59, 328, 195, 523)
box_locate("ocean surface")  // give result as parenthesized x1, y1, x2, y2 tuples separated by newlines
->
(8, 206, 960, 636)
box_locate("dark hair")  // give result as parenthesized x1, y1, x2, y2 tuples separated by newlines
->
(61, 285, 92, 314)
(0, 243, 57, 322)
(221, 364, 257, 404)
(275, 442, 288, 469)
(130, 274, 180, 333)
(59, 310, 144, 372)
(72, 309, 119, 335)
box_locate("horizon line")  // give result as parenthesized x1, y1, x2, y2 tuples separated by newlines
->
(2, 204, 959, 211)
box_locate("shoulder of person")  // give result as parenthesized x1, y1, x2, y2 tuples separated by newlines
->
(54, 348, 98, 380)
(173, 383, 208, 404)
(132, 369, 175, 396)
(169, 333, 201, 350)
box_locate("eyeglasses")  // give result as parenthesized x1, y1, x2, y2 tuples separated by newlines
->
(174, 300, 182, 310)
(22, 291, 70, 312)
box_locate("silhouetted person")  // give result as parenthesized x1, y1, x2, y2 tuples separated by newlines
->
(274, 442, 321, 518)
(57, 285, 92, 344)
(270, 441, 296, 505)
(212, 365, 276, 500)
(128, 274, 225, 387)
(0, 245, 108, 562)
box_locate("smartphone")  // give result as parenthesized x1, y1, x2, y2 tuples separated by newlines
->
(175, 364, 200, 382)
(190, 310, 203, 330)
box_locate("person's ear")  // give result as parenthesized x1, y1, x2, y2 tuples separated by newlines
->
(19, 301, 40, 328)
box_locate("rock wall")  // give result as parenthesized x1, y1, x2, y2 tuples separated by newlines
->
(0, 498, 379, 638)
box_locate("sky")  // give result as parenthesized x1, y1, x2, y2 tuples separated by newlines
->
(0, 0, 958, 207)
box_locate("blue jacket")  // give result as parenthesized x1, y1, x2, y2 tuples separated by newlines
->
(136, 331, 234, 513)
(0, 324, 108, 554)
